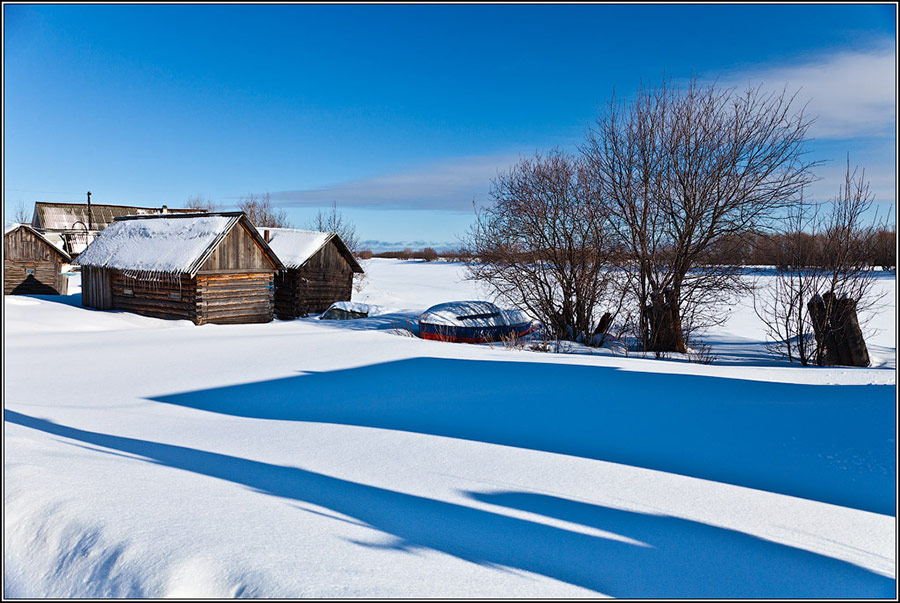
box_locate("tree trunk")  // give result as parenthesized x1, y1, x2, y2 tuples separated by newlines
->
(645, 288, 686, 353)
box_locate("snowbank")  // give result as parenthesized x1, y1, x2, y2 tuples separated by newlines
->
(3, 259, 896, 598)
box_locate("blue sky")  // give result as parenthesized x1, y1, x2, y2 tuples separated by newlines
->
(4, 4, 896, 249)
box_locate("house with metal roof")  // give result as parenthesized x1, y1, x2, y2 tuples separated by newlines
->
(31, 201, 204, 257)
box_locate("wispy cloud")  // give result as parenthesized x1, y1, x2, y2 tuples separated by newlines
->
(267, 47, 894, 214)
(805, 152, 897, 208)
(717, 44, 896, 140)
(269, 154, 522, 211)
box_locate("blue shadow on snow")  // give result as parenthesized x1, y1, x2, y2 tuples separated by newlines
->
(148, 357, 895, 516)
(5, 410, 894, 598)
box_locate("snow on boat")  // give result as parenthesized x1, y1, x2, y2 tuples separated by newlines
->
(418, 301, 534, 343)
(319, 301, 378, 320)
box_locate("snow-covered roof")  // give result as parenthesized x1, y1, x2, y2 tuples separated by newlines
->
(264, 227, 363, 272)
(74, 214, 240, 275)
(264, 228, 332, 269)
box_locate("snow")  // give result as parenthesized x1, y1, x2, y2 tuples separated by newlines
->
(3, 259, 896, 598)
(73, 215, 235, 275)
(264, 228, 332, 269)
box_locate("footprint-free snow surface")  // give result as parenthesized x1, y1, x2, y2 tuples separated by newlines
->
(4, 259, 896, 597)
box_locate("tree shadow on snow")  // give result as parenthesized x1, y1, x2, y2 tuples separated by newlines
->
(5, 410, 894, 598)
(147, 357, 895, 516)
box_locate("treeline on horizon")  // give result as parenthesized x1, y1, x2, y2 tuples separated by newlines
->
(357, 226, 896, 269)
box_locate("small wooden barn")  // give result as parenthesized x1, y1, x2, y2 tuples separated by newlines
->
(264, 228, 364, 318)
(75, 212, 284, 324)
(4, 224, 72, 295)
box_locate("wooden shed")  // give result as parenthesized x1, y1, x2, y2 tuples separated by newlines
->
(264, 228, 364, 318)
(74, 212, 284, 324)
(4, 224, 72, 295)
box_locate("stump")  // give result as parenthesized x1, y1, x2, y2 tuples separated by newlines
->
(807, 292, 870, 367)
(591, 312, 613, 346)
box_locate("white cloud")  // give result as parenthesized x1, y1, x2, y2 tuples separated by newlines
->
(717, 45, 896, 140)
(269, 154, 522, 211)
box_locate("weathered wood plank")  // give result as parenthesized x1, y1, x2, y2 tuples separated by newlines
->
(5, 227, 68, 295)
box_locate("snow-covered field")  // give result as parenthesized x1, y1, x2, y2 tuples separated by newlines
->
(4, 259, 896, 598)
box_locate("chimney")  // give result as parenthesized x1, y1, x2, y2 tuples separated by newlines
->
(161, 205, 168, 214)
(264, 229, 270, 243)
(86, 191, 92, 230)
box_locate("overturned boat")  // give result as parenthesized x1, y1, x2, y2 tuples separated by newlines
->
(418, 301, 534, 343)
(319, 301, 376, 320)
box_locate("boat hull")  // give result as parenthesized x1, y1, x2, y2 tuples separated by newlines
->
(418, 321, 534, 343)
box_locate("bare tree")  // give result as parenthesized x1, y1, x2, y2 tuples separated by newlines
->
(307, 201, 359, 255)
(753, 159, 886, 365)
(13, 201, 31, 224)
(865, 223, 895, 271)
(185, 194, 217, 212)
(582, 75, 818, 353)
(752, 189, 822, 364)
(464, 150, 622, 342)
(238, 192, 291, 228)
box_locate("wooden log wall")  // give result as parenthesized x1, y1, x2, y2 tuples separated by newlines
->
(5, 260, 68, 295)
(81, 266, 113, 309)
(274, 270, 305, 319)
(297, 269, 353, 314)
(110, 271, 198, 322)
(4, 227, 68, 295)
(196, 272, 274, 324)
(87, 269, 275, 324)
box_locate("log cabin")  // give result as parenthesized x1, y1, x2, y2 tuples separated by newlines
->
(4, 223, 72, 295)
(263, 228, 364, 318)
(74, 212, 284, 324)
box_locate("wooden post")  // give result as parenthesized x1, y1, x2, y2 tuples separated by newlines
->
(86, 191, 92, 230)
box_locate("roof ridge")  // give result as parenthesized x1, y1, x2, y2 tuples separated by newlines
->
(114, 211, 240, 221)
(34, 201, 201, 211)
